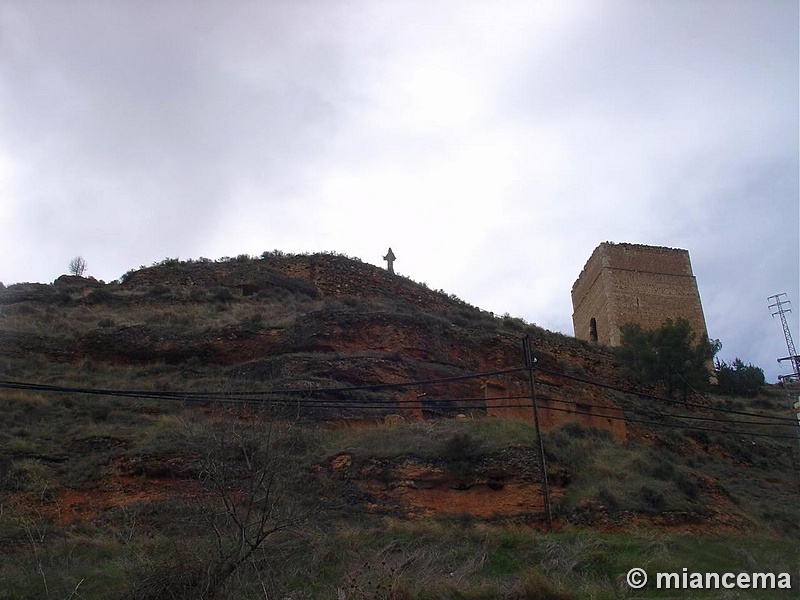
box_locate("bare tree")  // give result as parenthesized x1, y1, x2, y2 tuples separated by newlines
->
(130, 405, 320, 599)
(68, 256, 87, 277)
(196, 414, 316, 596)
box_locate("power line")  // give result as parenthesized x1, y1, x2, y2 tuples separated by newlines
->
(247, 399, 799, 440)
(3, 376, 795, 428)
(4, 363, 793, 424)
(536, 402, 799, 440)
(0, 366, 526, 399)
(291, 389, 799, 429)
(3, 363, 798, 439)
(535, 366, 795, 424)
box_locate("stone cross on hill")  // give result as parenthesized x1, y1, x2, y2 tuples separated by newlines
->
(383, 247, 396, 274)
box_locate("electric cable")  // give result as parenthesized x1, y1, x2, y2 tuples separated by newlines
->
(2, 363, 797, 440)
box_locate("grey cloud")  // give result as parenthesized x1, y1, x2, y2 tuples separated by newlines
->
(0, 0, 796, 381)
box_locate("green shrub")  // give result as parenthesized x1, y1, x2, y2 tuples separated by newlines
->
(444, 432, 483, 459)
(637, 485, 666, 512)
(85, 287, 113, 305)
(444, 432, 485, 478)
(642, 449, 676, 480)
(715, 358, 765, 396)
(148, 284, 172, 298)
(675, 471, 700, 500)
(595, 487, 620, 513)
(0, 455, 24, 490)
(615, 318, 720, 398)
(189, 287, 209, 301)
(211, 287, 234, 302)
(240, 312, 264, 329)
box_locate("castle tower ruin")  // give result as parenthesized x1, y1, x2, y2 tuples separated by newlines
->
(571, 242, 708, 347)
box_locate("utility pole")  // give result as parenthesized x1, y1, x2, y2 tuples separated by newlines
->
(768, 293, 800, 380)
(767, 294, 800, 490)
(522, 335, 553, 531)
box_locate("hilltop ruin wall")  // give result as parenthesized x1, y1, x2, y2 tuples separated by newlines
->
(121, 254, 464, 314)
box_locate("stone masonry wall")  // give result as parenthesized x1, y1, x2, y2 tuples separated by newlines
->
(122, 254, 462, 314)
(268, 255, 459, 312)
(572, 242, 708, 346)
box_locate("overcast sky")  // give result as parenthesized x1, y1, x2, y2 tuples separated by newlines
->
(1, 1, 797, 382)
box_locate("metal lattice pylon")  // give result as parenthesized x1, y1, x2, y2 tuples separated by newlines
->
(768, 293, 800, 380)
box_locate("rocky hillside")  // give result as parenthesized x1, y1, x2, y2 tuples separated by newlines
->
(0, 252, 627, 434)
(1, 251, 798, 599)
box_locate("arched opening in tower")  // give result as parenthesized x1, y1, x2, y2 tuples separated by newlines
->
(589, 318, 598, 344)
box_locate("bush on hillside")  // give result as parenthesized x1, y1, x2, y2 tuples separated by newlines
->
(615, 318, 720, 398)
(714, 358, 765, 397)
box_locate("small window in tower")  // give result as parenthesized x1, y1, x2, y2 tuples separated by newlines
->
(589, 318, 598, 344)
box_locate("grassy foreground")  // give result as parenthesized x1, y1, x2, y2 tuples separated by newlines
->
(2, 512, 798, 599)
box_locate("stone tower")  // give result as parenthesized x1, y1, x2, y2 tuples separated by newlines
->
(571, 242, 708, 347)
